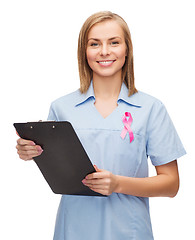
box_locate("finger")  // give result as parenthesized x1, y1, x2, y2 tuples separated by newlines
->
(85, 183, 106, 190)
(17, 145, 43, 159)
(85, 171, 108, 180)
(16, 144, 42, 152)
(94, 165, 101, 172)
(82, 178, 105, 186)
(17, 138, 35, 146)
(18, 148, 42, 156)
(82, 180, 105, 190)
(89, 184, 108, 190)
(18, 153, 37, 161)
(90, 187, 109, 196)
(18, 144, 43, 154)
(19, 154, 33, 161)
(18, 149, 43, 160)
(16, 131, 20, 137)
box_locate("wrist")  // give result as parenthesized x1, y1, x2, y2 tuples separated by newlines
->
(114, 175, 122, 193)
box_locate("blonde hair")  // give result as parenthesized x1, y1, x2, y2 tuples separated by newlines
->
(77, 11, 137, 96)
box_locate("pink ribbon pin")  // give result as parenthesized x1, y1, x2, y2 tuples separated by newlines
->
(120, 112, 134, 143)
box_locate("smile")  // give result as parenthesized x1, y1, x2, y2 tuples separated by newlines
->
(97, 60, 116, 67)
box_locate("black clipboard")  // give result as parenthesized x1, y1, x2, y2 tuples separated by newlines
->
(14, 121, 105, 197)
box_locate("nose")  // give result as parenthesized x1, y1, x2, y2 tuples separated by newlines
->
(100, 43, 110, 56)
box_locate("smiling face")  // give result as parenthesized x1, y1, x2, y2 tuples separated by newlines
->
(86, 20, 127, 81)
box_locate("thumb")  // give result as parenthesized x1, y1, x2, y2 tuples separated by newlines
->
(94, 165, 101, 172)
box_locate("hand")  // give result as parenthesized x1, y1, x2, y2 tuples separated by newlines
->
(82, 165, 118, 196)
(16, 133, 43, 161)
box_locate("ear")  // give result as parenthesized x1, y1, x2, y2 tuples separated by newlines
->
(125, 47, 128, 57)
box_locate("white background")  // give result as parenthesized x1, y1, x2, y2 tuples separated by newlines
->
(0, 0, 194, 239)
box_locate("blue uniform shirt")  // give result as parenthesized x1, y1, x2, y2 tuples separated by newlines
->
(48, 81, 186, 240)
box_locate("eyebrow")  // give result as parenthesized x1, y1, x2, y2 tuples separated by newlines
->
(87, 36, 122, 42)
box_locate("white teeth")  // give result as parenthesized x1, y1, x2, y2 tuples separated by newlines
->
(98, 61, 114, 64)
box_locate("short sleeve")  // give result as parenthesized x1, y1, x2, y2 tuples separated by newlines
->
(47, 103, 58, 121)
(146, 100, 186, 166)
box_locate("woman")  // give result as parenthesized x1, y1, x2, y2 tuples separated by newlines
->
(16, 11, 186, 240)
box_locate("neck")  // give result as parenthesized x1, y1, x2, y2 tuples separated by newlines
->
(93, 74, 122, 100)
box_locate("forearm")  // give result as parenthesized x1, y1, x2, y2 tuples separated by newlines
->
(115, 174, 179, 198)
(84, 161, 179, 197)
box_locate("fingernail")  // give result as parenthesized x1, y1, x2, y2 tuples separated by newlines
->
(30, 142, 36, 146)
(36, 146, 43, 152)
(82, 179, 86, 184)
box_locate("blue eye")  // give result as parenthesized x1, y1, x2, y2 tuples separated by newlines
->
(91, 43, 99, 47)
(111, 41, 119, 45)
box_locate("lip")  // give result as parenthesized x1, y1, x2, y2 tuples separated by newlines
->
(96, 60, 116, 67)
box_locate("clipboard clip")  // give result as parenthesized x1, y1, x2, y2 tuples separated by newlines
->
(29, 120, 42, 129)
(39, 120, 56, 129)
(28, 120, 56, 129)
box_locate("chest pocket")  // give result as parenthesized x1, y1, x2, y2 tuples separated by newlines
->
(75, 128, 146, 178)
(76, 129, 146, 177)
(106, 131, 145, 177)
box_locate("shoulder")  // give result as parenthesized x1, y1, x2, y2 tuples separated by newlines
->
(133, 90, 165, 110)
(50, 89, 81, 109)
(131, 91, 169, 126)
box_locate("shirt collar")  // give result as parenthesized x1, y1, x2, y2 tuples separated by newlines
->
(118, 82, 142, 108)
(75, 81, 95, 106)
(75, 80, 142, 108)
